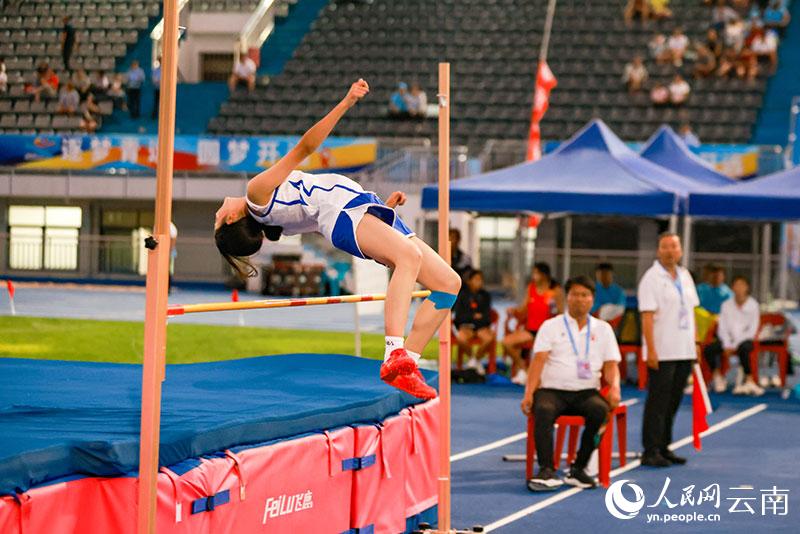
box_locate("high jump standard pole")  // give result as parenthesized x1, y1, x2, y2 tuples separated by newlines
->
(137, 0, 180, 532)
(437, 62, 452, 534)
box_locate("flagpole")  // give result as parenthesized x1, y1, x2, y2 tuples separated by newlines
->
(526, 0, 558, 162)
(539, 0, 557, 65)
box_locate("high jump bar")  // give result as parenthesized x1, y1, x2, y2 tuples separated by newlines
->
(167, 290, 432, 316)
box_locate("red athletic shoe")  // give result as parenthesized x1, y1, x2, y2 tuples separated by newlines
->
(384, 372, 438, 400)
(379, 348, 417, 382)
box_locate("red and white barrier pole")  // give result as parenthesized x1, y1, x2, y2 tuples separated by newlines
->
(5, 280, 16, 316)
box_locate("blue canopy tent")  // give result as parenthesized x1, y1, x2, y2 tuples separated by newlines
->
(639, 125, 736, 267)
(421, 120, 684, 216)
(641, 126, 734, 187)
(421, 119, 702, 284)
(689, 166, 800, 301)
(688, 166, 800, 220)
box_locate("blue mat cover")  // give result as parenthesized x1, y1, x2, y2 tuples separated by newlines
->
(0, 354, 437, 495)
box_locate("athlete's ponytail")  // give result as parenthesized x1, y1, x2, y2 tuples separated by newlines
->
(215, 214, 281, 280)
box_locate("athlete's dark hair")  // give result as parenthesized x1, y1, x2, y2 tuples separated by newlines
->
(214, 214, 282, 280)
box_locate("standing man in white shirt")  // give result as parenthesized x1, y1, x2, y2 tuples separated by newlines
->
(639, 232, 699, 468)
(704, 275, 763, 395)
(521, 275, 622, 491)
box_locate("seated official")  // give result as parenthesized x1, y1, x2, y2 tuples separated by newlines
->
(591, 262, 627, 319)
(521, 275, 622, 491)
(703, 275, 763, 395)
(453, 269, 493, 374)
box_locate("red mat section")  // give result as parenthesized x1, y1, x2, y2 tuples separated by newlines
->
(0, 399, 439, 534)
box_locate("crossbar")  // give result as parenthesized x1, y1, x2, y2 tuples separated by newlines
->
(168, 290, 432, 316)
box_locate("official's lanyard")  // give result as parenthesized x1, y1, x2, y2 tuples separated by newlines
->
(659, 262, 685, 306)
(563, 315, 590, 360)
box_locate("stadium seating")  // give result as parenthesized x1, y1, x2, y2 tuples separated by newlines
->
(0, 0, 162, 134)
(208, 0, 772, 148)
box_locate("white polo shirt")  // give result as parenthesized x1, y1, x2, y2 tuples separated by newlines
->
(638, 260, 700, 361)
(533, 313, 621, 391)
(718, 296, 759, 350)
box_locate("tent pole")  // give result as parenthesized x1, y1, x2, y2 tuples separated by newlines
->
(436, 62, 452, 534)
(668, 214, 678, 234)
(778, 223, 789, 301)
(562, 216, 572, 281)
(681, 215, 692, 271)
(761, 223, 772, 304)
(137, 0, 179, 532)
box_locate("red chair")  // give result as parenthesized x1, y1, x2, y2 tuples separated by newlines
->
(606, 314, 630, 382)
(525, 402, 627, 488)
(750, 313, 792, 387)
(452, 308, 500, 374)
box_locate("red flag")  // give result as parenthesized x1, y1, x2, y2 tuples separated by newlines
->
(5, 280, 14, 300)
(526, 61, 558, 161)
(692, 363, 712, 450)
(231, 289, 239, 303)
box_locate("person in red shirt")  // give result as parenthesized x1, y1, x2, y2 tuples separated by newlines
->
(503, 262, 564, 385)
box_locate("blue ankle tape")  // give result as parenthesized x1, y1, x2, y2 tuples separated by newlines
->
(427, 290, 457, 310)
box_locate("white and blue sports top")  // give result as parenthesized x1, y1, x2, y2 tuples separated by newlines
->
(245, 170, 414, 259)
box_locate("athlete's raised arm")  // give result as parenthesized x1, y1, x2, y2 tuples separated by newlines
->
(246, 79, 370, 204)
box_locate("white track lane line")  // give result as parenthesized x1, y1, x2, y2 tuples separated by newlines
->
(482, 403, 768, 532)
(450, 399, 639, 464)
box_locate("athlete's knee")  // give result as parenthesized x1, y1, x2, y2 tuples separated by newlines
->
(444, 267, 462, 294)
(390, 239, 423, 270)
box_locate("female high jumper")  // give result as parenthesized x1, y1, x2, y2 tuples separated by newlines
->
(214, 79, 461, 399)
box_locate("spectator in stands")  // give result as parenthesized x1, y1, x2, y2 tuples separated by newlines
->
(388, 82, 411, 118)
(57, 82, 80, 115)
(649, 33, 672, 64)
(696, 264, 733, 314)
(126, 60, 145, 119)
(668, 74, 691, 105)
(679, 123, 701, 146)
(591, 263, 627, 317)
(693, 43, 718, 78)
(453, 269, 494, 374)
(60, 16, 77, 72)
(31, 65, 58, 103)
(650, 0, 673, 20)
(724, 18, 747, 51)
(91, 69, 110, 97)
(228, 52, 256, 94)
(703, 275, 763, 395)
(0, 57, 7, 94)
(737, 45, 759, 80)
(522, 275, 621, 491)
(407, 82, 428, 118)
(650, 82, 670, 106)
(711, 0, 740, 32)
(763, 0, 791, 31)
(668, 27, 690, 66)
(749, 24, 779, 71)
(79, 93, 100, 133)
(503, 262, 564, 386)
(622, 55, 649, 93)
(449, 228, 474, 279)
(107, 73, 127, 111)
(151, 57, 161, 120)
(717, 47, 740, 77)
(72, 69, 92, 102)
(705, 28, 724, 60)
(624, 0, 650, 26)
